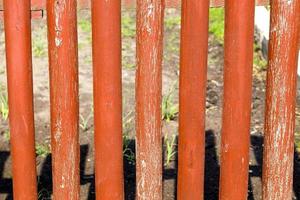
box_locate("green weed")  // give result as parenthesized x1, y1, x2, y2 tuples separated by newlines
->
(37, 188, 51, 200)
(78, 19, 91, 33)
(123, 111, 135, 164)
(164, 134, 177, 167)
(209, 8, 225, 43)
(3, 130, 10, 141)
(254, 43, 268, 70)
(0, 68, 5, 75)
(0, 92, 9, 120)
(123, 62, 135, 69)
(164, 16, 181, 30)
(162, 83, 178, 122)
(122, 15, 136, 38)
(36, 144, 50, 158)
(80, 107, 93, 131)
(32, 33, 47, 57)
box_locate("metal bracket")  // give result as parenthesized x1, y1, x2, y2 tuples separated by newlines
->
(0, 9, 44, 21)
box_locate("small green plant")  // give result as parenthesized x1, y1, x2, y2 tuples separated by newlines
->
(123, 62, 135, 69)
(165, 33, 180, 57)
(254, 53, 267, 70)
(38, 189, 51, 200)
(36, 144, 50, 158)
(122, 15, 136, 38)
(164, 134, 177, 167)
(254, 43, 268, 70)
(80, 107, 93, 131)
(123, 136, 135, 165)
(209, 8, 225, 43)
(78, 19, 91, 33)
(163, 16, 180, 66)
(123, 111, 135, 164)
(296, 140, 300, 152)
(83, 55, 92, 65)
(162, 83, 178, 122)
(32, 33, 47, 57)
(164, 16, 181, 30)
(0, 92, 9, 120)
(3, 130, 10, 141)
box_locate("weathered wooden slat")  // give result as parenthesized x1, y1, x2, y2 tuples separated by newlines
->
(47, 0, 80, 199)
(262, 0, 300, 199)
(135, 0, 164, 199)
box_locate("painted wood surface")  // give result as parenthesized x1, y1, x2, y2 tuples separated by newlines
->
(47, 0, 80, 199)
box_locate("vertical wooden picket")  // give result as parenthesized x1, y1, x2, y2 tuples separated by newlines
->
(3, 0, 38, 199)
(177, 0, 209, 199)
(47, 0, 80, 199)
(92, 0, 124, 199)
(262, 0, 300, 199)
(135, 0, 164, 199)
(219, 0, 255, 199)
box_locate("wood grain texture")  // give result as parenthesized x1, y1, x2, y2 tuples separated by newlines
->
(262, 0, 300, 199)
(136, 0, 164, 199)
(47, 0, 80, 199)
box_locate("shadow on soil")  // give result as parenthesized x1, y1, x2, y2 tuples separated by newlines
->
(0, 132, 300, 199)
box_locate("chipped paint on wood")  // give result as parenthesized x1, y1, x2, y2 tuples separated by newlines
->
(54, 0, 65, 47)
(47, 0, 80, 199)
(136, 0, 164, 199)
(262, 0, 300, 199)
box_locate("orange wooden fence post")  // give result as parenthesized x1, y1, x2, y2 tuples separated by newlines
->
(47, 0, 80, 199)
(136, 0, 164, 199)
(219, 0, 255, 199)
(92, 0, 124, 199)
(262, 0, 300, 199)
(3, 1, 38, 199)
(177, 0, 209, 199)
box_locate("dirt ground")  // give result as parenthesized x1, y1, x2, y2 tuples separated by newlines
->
(0, 9, 300, 200)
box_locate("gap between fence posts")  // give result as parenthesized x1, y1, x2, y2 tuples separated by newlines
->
(219, 0, 255, 199)
(3, 0, 38, 199)
(262, 0, 300, 199)
(47, 0, 80, 199)
(92, 0, 124, 199)
(177, 0, 209, 199)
